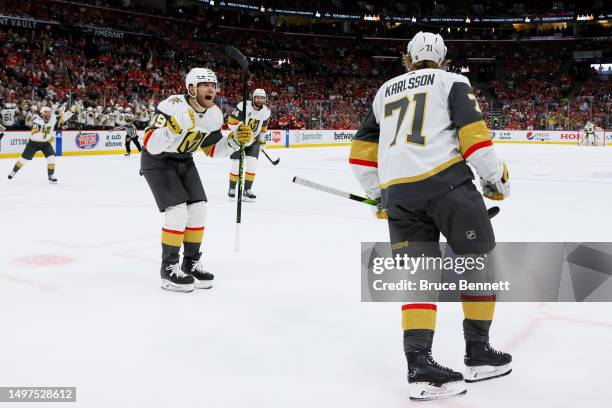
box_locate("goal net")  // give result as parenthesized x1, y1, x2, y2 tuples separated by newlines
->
(578, 129, 607, 146)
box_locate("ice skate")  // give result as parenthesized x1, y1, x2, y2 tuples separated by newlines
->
(160, 261, 194, 292)
(464, 342, 512, 383)
(181, 253, 214, 289)
(243, 189, 256, 202)
(407, 350, 467, 401)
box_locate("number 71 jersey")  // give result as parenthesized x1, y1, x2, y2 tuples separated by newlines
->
(350, 68, 497, 204)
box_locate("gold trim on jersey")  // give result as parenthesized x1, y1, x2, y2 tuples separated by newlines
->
(380, 155, 463, 189)
(458, 120, 490, 155)
(349, 140, 378, 163)
(227, 116, 240, 125)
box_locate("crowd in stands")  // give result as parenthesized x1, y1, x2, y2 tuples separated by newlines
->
(0, 0, 610, 131)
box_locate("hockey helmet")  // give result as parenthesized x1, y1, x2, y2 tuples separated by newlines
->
(407, 32, 447, 65)
(185, 68, 217, 95)
(253, 88, 267, 99)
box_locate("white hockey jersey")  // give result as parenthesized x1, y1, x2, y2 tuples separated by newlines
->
(1, 108, 17, 127)
(227, 100, 271, 144)
(30, 114, 57, 142)
(143, 94, 240, 158)
(350, 68, 504, 205)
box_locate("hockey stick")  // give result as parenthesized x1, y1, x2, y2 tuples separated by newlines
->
(262, 148, 280, 165)
(225, 46, 249, 252)
(293, 177, 500, 219)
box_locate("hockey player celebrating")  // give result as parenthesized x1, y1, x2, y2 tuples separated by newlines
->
(141, 67, 254, 293)
(350, 32, 511, 400)
(8, 107, 59, 183)
(226, 88, 271, 201)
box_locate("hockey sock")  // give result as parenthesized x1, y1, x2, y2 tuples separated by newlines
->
(183, 202, 206, 258)
(162, 203, 187, 263)
(47, 156, 55, 176)
(244, 173, 255, 190)
(402, 303, 437, 353)
(461, 295, 495, 343)
(134, 139, 142, 152)
(229, 159, 239, 189)
(244, 155, 258, 190)
(12, 160, 26, 174)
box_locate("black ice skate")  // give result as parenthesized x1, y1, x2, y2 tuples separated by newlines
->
(124, 153, 130, 157)
(243, 189, 256, 202)
(181, 253, 214, 289)
(160, 261, 194, 292)
(464, 341, 512, 382)
(228, 188, 236, 199)
(48, 175, 58, 184)
(407, 350, 467, 401)
(8, 171, 15, 180)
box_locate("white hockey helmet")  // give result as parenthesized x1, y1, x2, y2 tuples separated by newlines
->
(407, 31, 447, 66)
(185, 68, 217, 95)
(253, 88, 266, 99)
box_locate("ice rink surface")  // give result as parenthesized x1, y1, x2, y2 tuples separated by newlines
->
(1, 144, 612, 408)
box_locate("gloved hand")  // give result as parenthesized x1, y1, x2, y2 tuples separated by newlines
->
(373, 200, 389, 219)
(229, 123, 254, 148)
(480, 162, 510, 200)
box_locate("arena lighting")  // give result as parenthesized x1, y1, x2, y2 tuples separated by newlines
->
(411, 16, 417, 22)
(524, 16, 531, 22)
(260, 6, 265, 12)
(364, 15, 381, 21)
(315, 11, 321, 18)
(465, 17, 471, 23)
(577, 14, 594, 21)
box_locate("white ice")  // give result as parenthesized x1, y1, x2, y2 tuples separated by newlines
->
(1, 145, 612, 408)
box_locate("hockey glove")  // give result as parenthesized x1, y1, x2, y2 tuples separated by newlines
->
(480, 162, 510, 201)
(228, 124, 254, 148)
(369, 196, 388, 220)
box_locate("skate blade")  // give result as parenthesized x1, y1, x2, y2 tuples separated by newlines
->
(242, 197, 256, 203)
(161, 280, 194, 293)
(408, 380, 467, 401)
(194, 279, 213, 289)
(465, 364, 512, 383)
(49, 180, 57, 184)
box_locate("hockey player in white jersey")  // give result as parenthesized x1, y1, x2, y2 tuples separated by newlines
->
(350, 32, 511, 401)
(8, 107, 59, 183)
(1, 103, 18, 129)
(226, 88, 271, 201)
(141, 67, 253, 292)
(580, 121, 603, 146)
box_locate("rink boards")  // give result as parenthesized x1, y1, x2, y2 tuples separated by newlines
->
(0, 128, 609, 158)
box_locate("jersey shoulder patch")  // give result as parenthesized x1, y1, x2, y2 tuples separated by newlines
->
(157, 95, 187, 115)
